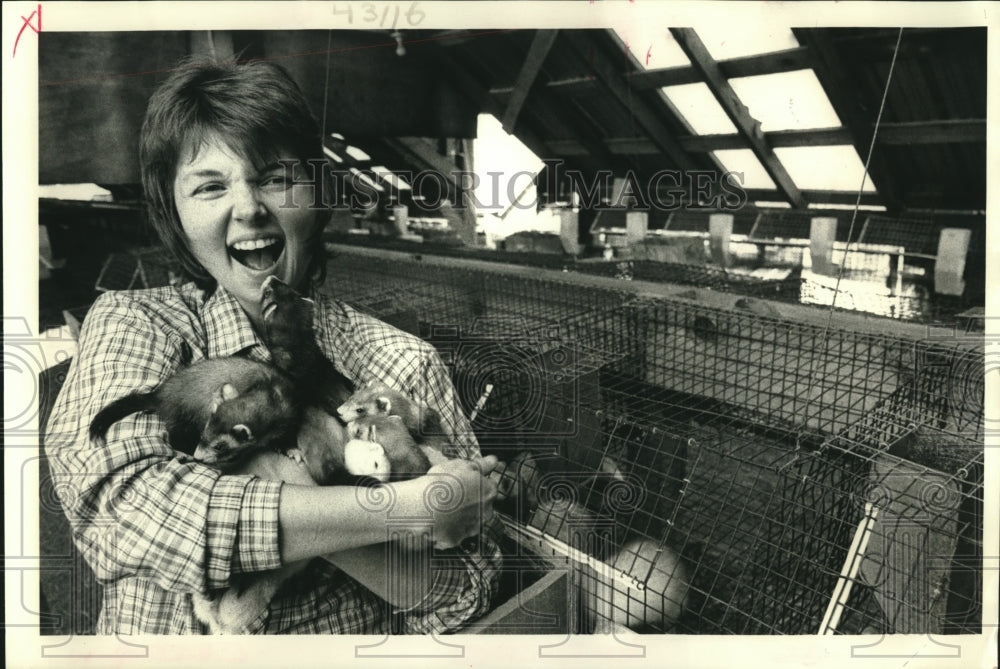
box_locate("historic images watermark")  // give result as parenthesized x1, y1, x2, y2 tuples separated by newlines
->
(275, 157, 749, 213)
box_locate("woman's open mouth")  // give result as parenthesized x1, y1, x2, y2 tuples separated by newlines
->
(229, 237, 285, 271)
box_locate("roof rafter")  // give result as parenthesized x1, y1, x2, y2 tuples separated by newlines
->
(502, 29, 559, 133)
(545, 119, 985, 155)
(523, 46, 815, 97)
(561, 31, 703, 173)
(670, 27, 806, 209)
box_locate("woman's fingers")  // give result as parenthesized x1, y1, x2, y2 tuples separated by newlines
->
(474, 454, 500, 476)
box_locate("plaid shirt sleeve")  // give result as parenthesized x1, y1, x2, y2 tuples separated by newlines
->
(396, 347, 505, 634)
(44, 290, 284, 598)
(330, 305, 504, 634)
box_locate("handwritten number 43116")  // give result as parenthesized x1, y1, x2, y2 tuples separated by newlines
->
(332, 2, 425, 28)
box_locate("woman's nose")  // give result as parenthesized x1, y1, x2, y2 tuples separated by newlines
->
(231, 182, 265, 222)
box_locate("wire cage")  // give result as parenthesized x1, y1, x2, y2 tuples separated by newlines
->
(323, 246, 985, 636)
(94, 246, 183, 292)
(858, 215, 938, 258)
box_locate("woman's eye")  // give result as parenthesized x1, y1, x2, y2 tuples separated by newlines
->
(193, 183, 225, 196)
(260, 174, 291, 190)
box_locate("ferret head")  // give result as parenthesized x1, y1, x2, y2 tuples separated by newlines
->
(195, 382, 297, 468)
(336, 382, 395, 424)
(344, 437, 392, 483)
(260, 275, 315, 337)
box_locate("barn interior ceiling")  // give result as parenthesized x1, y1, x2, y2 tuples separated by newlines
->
(39, 27, 986, 215)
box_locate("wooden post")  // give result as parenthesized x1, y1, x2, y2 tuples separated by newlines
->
(625, 211, 648, 246)
(391, 204, 409, 236)
(934, 228, 971, 296)
(708, 213, 733, 267)
(559, 208, 582, 256)
(810, 217, 838, 277)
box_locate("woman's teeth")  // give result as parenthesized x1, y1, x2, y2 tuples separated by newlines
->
(229, 238, 283, 270)
(232, 237, 278, 251)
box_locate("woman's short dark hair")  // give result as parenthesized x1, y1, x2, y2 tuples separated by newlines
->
(140, 58, 328, 289)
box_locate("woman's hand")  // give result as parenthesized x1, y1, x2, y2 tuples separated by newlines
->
(393, 455, 499, 550)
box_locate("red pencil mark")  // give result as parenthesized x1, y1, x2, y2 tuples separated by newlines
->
(13, 4, 42, 58)
(646, 45, 653, 66)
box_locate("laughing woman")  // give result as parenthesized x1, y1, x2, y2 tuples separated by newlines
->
(44, 59, 503, 634)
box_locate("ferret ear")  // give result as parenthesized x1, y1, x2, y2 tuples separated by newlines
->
(221, 383, 239, 400)
(375, 396, 392, 413)
(231, 424, 253, 443)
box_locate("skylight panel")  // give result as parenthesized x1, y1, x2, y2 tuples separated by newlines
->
(729, 71, 842, 132)
(474, 114, 543, 213)
(696, 27, 799, 60)
(349, 167, 383, 192)
(39, 183, 113, 201)
(371, 165, 410, 191)
(345, 145, 371, 162)
(612, 28, 690, 70)
(808, 203, 887, 212)
(661, 83, 737, 135)
(712, 149, 775, 190)
(774, 146, 877, 192)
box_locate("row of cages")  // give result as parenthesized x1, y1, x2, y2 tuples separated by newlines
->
(324, 248, 986, 635)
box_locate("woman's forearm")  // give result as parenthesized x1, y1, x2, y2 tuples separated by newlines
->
(278, 483, 404, 563)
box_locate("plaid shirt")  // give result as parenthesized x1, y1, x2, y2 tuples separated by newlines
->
(44, 282, 503, 634)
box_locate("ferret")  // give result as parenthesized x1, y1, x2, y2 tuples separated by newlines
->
(88, 356, 301, 462)
(343, 414, 434, 483)
(259, 275, 354, 414)
(336, 381, 443, 442)
(585, 538, 691, 634)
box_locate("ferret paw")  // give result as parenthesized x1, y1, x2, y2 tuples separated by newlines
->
(192, 593, 226, 635)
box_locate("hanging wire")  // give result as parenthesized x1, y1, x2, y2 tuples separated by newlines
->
(797, 28, 905, 443)
(320, 29, 333, 144)
(826, 28, 905, 323)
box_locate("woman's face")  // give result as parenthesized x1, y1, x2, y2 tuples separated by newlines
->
(173, 133, 322, 327)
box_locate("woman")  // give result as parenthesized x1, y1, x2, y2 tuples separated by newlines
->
(44, 59, 503, 634)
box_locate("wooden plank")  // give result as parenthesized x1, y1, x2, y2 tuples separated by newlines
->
(878, 119, 986, 145)
(743, 188, 884, 207)
(671, 28, 806, 209)
(502, 30, 560, 133)
(542, 46, 814, 95)
(461, 569, 570, 634)
(543, 119, 982, 159)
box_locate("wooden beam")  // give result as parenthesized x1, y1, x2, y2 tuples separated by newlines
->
(671, 28, 806, 209)
(682, 127, 852, 152)
(878, 119, 986, 145)
(793, 28, 901, 212)
(743, 188, 884, 207)
(562, 31, 703, 173)
(502, 30, 559, 133)
(545, 117, 983, 159)
(434, 50, 553, 162)
(535, 47, 816, 97)
(385, 137, 460, 199)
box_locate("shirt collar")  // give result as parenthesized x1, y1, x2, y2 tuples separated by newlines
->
(201, 285, 269, 360)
